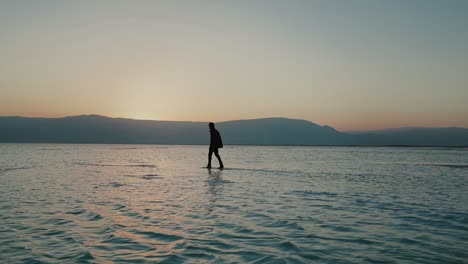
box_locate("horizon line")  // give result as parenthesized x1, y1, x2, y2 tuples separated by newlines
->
(1, 114, 467, 132)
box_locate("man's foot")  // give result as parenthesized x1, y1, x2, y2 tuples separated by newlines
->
(219, 165, 224, 169)
(206, 164, 212, 169)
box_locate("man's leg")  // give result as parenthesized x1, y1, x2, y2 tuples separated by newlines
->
(214, 148, 224, 168)
(207, 147, 213, 168)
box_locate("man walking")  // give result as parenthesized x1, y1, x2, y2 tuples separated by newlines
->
(207, 122, 224, 169)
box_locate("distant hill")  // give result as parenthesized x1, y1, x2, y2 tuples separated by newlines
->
(0, 115, 467, 146)
(217, 117, 350, 145)
(351, 127, 468, 146)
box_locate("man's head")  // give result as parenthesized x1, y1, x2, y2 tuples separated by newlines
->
(209, 122, 215, 130)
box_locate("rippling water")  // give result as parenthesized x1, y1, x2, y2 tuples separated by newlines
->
(1, 144, 467, 263)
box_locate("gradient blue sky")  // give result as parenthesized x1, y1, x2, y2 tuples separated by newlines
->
(1, 0, 467, 131)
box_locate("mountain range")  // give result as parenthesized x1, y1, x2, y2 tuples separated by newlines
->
(0, 115, 467, 146)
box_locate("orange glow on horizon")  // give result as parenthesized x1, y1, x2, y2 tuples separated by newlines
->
(1, 109, 467, 132)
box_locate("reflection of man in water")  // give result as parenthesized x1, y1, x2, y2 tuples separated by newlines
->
(207, 122, 224, 169)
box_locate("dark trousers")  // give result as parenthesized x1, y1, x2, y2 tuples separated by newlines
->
(208, 146, 224, 167)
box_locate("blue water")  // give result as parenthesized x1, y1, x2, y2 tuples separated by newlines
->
(1, 144, 467, 263)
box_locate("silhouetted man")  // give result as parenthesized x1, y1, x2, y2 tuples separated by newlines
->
(207, 122, 224, 169)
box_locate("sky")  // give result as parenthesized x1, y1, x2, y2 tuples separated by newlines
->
(1, 0, 467, 131)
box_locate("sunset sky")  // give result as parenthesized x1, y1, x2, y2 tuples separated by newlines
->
(1, 1, 467, 131)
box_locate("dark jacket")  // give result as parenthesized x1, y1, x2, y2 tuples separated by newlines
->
(210, 128, 223, 148)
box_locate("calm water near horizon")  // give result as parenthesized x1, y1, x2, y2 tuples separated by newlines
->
(1, 144, 467, 263)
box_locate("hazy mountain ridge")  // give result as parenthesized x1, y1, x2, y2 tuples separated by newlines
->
(1, 115, 467, 146)
(350, 127, 468, 146)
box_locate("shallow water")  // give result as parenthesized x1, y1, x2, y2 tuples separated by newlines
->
(1, 144, 467, 263)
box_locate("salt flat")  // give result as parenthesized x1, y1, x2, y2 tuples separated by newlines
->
(1, 144, 467, 263)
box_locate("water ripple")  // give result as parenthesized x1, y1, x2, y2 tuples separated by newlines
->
(1, 145, 467, 263)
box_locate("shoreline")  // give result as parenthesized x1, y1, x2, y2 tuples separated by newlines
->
(1, 142, 467, 148)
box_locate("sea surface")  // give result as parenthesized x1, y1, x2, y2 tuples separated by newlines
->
(1, 144, 467, 263)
